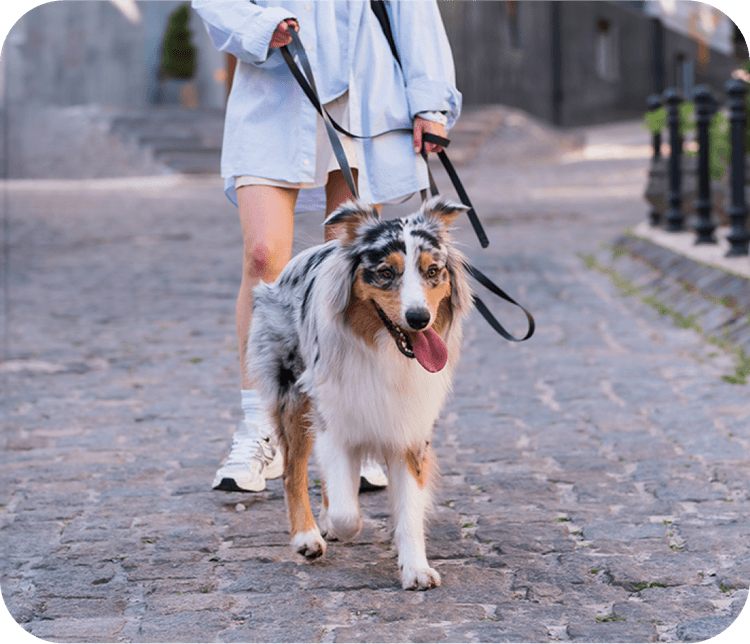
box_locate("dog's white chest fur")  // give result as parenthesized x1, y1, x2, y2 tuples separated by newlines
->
(310, 328, 455, 453)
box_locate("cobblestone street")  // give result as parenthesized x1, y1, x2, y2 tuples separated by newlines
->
(2, 115, 750, 642)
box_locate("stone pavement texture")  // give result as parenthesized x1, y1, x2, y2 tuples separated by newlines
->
(2, 108, 750, 643)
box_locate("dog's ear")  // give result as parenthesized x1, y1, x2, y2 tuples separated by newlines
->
(423, 196, 468, 228)
(324, 201, 380, 242)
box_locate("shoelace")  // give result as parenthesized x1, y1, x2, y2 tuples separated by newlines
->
(225, 433, 275, 467)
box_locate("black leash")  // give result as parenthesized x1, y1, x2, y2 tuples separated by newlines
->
(280, 28, 535, 343)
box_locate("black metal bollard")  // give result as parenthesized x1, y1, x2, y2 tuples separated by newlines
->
(693, 85, 717, 244)
(664, 88, 684, 231)
(725, 78, 749, 257)
(647, 94, 663, 226)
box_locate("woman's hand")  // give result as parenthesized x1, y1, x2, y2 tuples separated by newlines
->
(413, 116, 446, 155)
(270, 19, 299, 48)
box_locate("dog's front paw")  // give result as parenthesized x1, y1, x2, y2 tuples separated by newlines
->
(320, 512, 362, 542)
(400, 564, 441, 591)
(291, 527, 327, 560)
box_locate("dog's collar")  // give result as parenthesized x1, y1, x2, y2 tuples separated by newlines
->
(371, 301, 415, 359)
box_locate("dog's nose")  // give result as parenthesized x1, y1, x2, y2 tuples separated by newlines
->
(405, 308, 431, 330)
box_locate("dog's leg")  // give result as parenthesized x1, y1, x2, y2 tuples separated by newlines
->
(279, 400, 326, 560)
(314, 431, 362, 541)
(317, 478, 330, 537)
(387, 443, 441, 590)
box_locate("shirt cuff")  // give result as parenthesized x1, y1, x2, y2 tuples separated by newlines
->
(416, 111, 448, 126)
(242, 9, 297, 64)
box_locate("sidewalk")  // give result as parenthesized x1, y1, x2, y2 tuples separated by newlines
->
(2, 111, 750, 643)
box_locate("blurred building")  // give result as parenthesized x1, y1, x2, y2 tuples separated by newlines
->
(0, 1, 225, 178)
(644, 0, 735, 56)
(440, 1, 742, 126)
(0, 1, 746, 178)
(2, 0, 225, 109)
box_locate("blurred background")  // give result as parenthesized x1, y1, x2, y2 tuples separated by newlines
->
(0, 0, 747, 180)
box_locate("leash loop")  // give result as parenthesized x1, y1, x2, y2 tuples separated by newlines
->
(464, 262, 535, 342)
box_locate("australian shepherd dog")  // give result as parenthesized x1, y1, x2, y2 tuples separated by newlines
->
(248, 196, 472, 590)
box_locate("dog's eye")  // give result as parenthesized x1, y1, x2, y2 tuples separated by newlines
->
(378, 267, 395, 280)
(426, 265, 440, 279)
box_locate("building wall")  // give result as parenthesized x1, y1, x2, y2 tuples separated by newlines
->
(645, 0, 735, 56)
(557, 1, 658, 126)
(662, 26, 738, 99)
(439, 0, 740, 127)
(1, 1, 741, 128)
(439, 1, 556, 122)
(5, 1, 147, 107)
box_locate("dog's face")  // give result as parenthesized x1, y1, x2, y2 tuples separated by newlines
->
(325, 198, 469, 373)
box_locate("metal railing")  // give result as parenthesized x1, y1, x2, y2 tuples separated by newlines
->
(647, 78, 748, 257)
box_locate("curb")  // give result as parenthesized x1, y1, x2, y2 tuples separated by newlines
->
(591, 232, 750, 357)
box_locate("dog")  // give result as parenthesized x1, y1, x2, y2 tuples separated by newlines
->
(247, 196, 472, 590)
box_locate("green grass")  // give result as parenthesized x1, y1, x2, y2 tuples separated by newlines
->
(596, 614, 626, 623)
(722, 349, 750, 385)
(635, 582, 667, 591)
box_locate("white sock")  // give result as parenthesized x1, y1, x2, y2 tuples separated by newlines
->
(240, 389, 275, 442)
(241, 389, 263, 421)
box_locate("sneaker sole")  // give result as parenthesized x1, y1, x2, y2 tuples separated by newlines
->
(213, 477, 265, 493)
(359, 476, 387, 492)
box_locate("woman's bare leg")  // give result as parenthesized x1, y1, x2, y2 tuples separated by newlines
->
(236, 184, 298, 389)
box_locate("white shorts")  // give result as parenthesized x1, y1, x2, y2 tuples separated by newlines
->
(235, 92, 358, 192)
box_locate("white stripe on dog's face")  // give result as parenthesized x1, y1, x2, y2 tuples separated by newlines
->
(400, 223, 429, 326)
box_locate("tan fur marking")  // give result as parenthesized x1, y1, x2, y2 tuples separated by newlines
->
(426, 279, 451, 322)
(418, 252, 437, 274)
(432, 297, 453, 336)
(279, 399, 317, 536)
(340, 219, 363, 243)
(346, 270, 403, 343)
(345, 286, 383, 346)
(418, 252, 452, 325)
(405, 445, 432, 490)
(386, 253, 405, 273)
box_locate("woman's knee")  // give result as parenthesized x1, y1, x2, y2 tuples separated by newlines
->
(244, 239, 286, 281)
(237, 185, 296, 282)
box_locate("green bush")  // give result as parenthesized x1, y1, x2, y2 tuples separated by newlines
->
(161, 5, 196, 79)
(644, 102, 728, 179)
(644, 69, 749, 180)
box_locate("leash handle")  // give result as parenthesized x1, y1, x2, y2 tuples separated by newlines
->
(464, 262, 535, 342)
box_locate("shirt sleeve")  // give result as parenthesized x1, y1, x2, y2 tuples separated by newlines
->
(386, 0, 462, 129)
(191, 1, 297, 68)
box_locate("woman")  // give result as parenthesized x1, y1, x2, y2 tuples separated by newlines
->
(191, 0, 461, 493)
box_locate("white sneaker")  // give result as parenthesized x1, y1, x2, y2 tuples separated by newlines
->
(359, 457, 388, 491)
(212, 420, 284, 492)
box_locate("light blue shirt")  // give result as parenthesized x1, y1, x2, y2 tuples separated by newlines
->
(191, 0, 461, 205)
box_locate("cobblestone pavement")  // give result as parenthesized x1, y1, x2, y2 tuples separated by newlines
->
(2, 115, 750, 643)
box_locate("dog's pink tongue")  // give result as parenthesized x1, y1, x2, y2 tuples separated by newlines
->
(411, 328, 448, 373)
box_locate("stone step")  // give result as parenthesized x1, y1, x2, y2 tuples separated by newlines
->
(108, 107, 225, 174)
(157, 150, 222, 174)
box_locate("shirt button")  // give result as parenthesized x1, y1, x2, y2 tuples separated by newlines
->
(305, 45, 311, 51)
(305, 5, 311, 11)
(303, 159, 310, 166)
